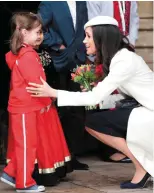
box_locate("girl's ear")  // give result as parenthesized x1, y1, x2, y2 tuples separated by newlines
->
(20, 28, 27, 37)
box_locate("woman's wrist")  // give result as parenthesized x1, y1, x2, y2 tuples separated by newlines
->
(51, 88, 58, 98)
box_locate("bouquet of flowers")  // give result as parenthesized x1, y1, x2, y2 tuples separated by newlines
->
(38, 49, 52, 67)
(71, 64, 104, 110)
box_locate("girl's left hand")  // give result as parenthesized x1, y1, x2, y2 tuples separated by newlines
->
(26, 77, 57, 98)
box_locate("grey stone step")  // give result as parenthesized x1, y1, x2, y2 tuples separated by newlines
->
(139, 18, 153, 31)
(136, 31, 153, 47)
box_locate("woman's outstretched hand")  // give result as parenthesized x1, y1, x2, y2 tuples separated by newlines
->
(26, 77, 57, 98)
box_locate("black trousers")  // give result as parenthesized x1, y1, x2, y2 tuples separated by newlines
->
(57, 72, 87, 154)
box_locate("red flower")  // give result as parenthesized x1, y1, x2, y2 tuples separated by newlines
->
(71, 73, 76, 80)
(112, 90, 119, 94)
(87, 65, 91, 72)
(95, 64, 103, 77)
(76, 67, 82, 75)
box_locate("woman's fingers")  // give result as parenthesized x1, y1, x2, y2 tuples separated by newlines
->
(26, 89, 39, 93)
(26, 87, 43, 97)
(27, 77, 45, 87)
(26, 88, 44, 97)
(40, 76, 46, 84)
(27, 82, 42, 88)
(80, 86, 88, 92)
(30, 94, 42, 97)
(90, 82, 95, 86)
(26, 86, 41, 91)
(26, 78, 51, 97)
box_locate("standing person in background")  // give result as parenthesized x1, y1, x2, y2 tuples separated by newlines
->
(87, 1, 139, 47)
(38, 1, 89, 170)
(86, 1, 139, 163)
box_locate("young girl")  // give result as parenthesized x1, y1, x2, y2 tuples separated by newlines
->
(1, 12, 72, 192)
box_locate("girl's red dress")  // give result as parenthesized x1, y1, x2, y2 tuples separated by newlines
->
(5, 44, 72, 187)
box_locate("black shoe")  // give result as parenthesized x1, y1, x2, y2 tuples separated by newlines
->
(104, 156, 132, 163)
(120, 172, 151, 189)
(72, 158, 89, 170)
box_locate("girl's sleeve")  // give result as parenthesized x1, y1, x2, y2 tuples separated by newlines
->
(17, 52, 44, 84)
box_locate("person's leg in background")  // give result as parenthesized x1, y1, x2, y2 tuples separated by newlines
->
(57, 72, 89, 170)
(98, 143, 131, 163)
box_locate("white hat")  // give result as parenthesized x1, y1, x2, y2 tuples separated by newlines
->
(84, 16, 119, 30)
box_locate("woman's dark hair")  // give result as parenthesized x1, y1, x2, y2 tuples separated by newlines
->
(10, 12, 42, 54)
(92, 25, 134, 75)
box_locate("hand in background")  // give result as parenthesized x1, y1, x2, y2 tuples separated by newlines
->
(59, 44, 66, 50)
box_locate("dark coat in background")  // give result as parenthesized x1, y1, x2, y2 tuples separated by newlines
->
(38, 1, 87, 72)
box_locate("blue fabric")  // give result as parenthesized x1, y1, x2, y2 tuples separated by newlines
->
(38, 1, 88, 71)
(1, 172, 15, 185)
(17, 185, 39, 190)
